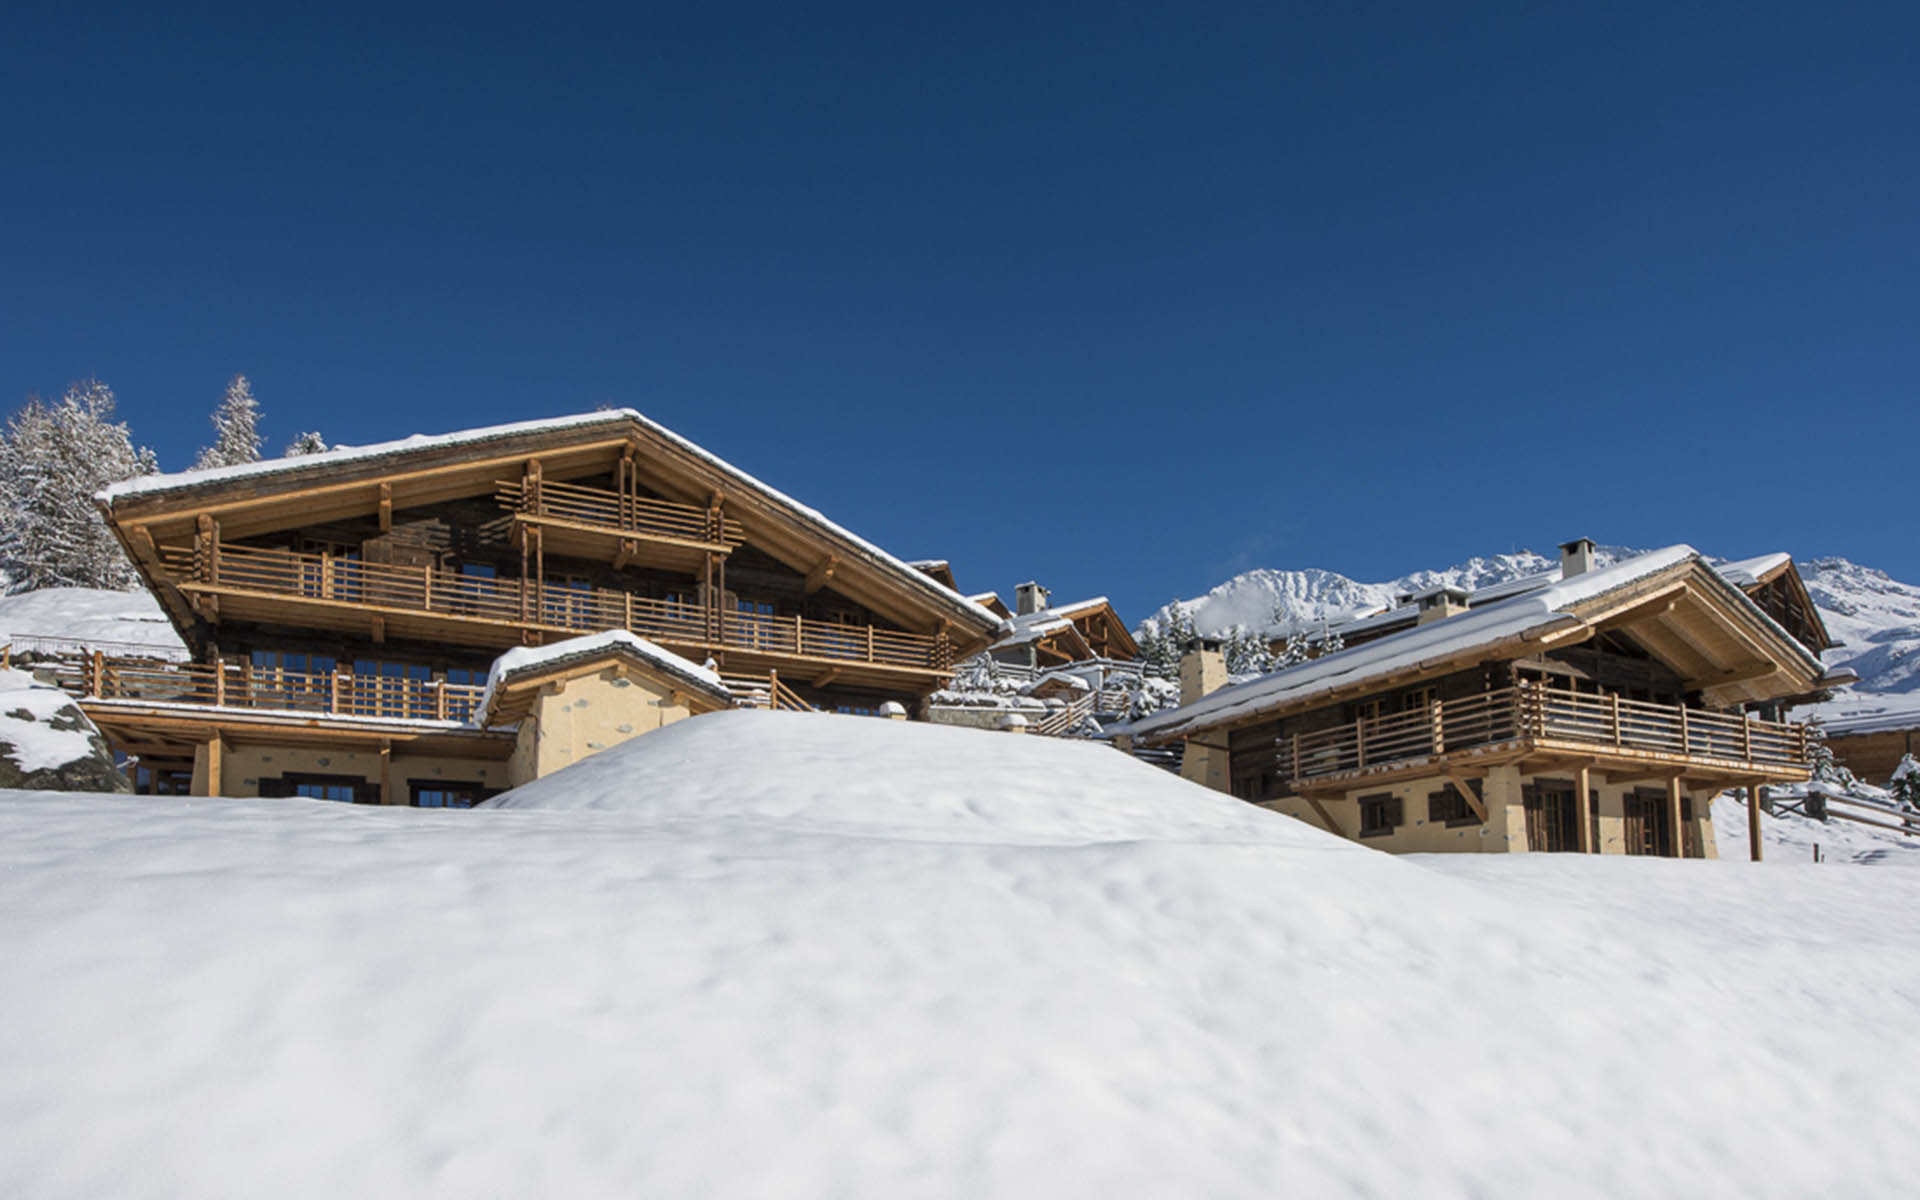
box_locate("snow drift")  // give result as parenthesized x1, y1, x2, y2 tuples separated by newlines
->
(2, 713, 1918, 1198)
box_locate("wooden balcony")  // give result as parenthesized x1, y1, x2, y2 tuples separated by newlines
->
(56, 654, 488, 724)
(497, 477, 743, 571)
(1285, 683, 1810, 790)
(158, 543, 952, 685)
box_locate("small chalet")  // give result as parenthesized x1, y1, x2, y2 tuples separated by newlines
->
(1131, 540, 1842, 859)
(76, 410, 1003, 802)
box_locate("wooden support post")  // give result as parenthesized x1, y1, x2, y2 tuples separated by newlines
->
(1667, 774, 1686, 859)
(330, 669, 342, 715)
(422, 564, 433, 612)
(435, 679, 448, 721)
(531, 525, 544, 625)
(1610, 694, 1623, 745)
(378, 482, 392, 532)
(1750, 783, 1766, 863)
(1742, 713, 1753, 762)
(866, 625, 874, 663)
(206, 733, 224, 798)
(1575, 764, 1593, 853)
(1678, 705, 1690, 756)
(213, 656, 226, 707)
(1291, 732, 1301, 783)
(89, 650, 104, 698)
(793, 613, 803, 655)
(1354, 718, 1366, 768)
(1430, 697, 1445, 754)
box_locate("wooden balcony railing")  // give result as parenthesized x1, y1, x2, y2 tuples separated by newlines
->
(160, 543, 947, 672)
(497, 478, 743, 547)
(61, 653, 487, 723)
(1285, 683, 1809, 783)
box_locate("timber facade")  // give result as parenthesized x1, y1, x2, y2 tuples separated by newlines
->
(71, 411, 1001, 803)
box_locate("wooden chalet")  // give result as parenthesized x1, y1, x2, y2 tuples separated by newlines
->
(78, 410, 1002, 802)
(1131, 541, 1840, 860)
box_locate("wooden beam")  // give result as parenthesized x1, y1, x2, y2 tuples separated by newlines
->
(1445, 773, 1488, 822)
(613, 538, 638, 570)
(378, 482, 392, 532)
(371, 615, 385, 644)
(804, 555, 839, 595)
(1575, 764, 1593, 853)
(1667, 774, 1686, 859)
(205, 732, 224, 797)
(1304, 795, 1348, 839)
(811, 666, 843, 689)
(1696, 661, 1779, 690)
(1594, 588, 1681, 632)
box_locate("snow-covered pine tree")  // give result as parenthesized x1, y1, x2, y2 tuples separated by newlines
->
(1223, 625, 1273, 676)
(1316, 621, 1345, 656)
(1804, 718, 1856, 789)
(1277, 629, 1309, 668)
(1889, 754, 1920, 812)
(193, 374, 263, 469)
(1140, 601, 1197, 678)
(282, 430, 328, 457)
(0, 379, 157, 591)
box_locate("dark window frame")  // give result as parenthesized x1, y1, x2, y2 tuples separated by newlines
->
(1358, 793, 1401, 838)
(1427, 782, 1484, 828)
(408, 780, 493, 809)
(264, 771, 379, 805)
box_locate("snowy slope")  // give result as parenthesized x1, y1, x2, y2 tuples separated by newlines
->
(1801, 556, 1920, 696)
(4, 711, 1920, 1197)
(0, 586, 186, 659)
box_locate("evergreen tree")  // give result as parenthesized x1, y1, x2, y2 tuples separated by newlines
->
(1140, 601, 1197, 678)
(1276, 629, 1310, 668)
(1804, 719, 1856, 789)
(282, 430, 329, 457)
(1316, 622, 1346, 656)
(193, 374, 263, 469)
(0, 379, 157, 591)
(1889, 754, 1920, 812)
(1222, 625, 1273, 676)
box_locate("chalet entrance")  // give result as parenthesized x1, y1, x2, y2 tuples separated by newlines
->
(1522, 780, 1580, 852)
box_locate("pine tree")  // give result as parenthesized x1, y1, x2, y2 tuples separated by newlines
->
(1276, 629, 1310, 668)
(193, 374, 263, 469)
(1889, 754, 1920, 812)
(0, 379, 157, 591)
(1140, 601, 1197, 678)
(282, 430, 328, 457)
(1316, 622, 1345, 656)
(1804, 719, 1856, 789)
(1223, 625, 1273, 676)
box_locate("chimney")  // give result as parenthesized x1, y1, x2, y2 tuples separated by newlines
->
(1559, 537, 1596, 579)
(1178, 637, 1227, 706)
(1415, 586, 1470, 626)
(1015, 581, 1050, 616)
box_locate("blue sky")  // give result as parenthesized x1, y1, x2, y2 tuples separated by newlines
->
(3, 2, 1914, 620)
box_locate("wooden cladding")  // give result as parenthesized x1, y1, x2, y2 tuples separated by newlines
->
(1285, 682, 1809, 784)
(157, 542, 945, 673)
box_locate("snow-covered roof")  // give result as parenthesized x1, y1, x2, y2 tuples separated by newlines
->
(478, 630, 730, 725)
(1135, 546, 1704, 742)
(1813, 694, 1920, 737)
(98, 409, 1004, 635)
(1715, 553, 1793, 589)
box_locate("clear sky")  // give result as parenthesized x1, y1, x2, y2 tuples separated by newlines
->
(3, 2, 1914, 619)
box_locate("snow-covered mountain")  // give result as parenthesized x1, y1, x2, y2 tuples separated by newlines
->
(1144, 548, 1920, 699)
(1140, 547, 1632, 642)
(1802, 557, 1920, 697)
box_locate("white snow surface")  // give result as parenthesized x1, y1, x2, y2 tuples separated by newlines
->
(4, 710, 1919, 1197)
(0, 586, 187, 659)
(0, 668, 100, 771)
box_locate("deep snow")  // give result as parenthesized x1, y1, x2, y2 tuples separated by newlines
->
(2, 712, 1917, 1198)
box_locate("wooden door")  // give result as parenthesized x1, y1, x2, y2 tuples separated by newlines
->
(1522, 781, 1579, 852)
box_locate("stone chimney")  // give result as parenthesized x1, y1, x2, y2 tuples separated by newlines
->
(1559, 538, 1596, 579)
(1178, 637, 1227, 706)
(1015, 581, 1050, 615)
(1415, 585, 1470, 626)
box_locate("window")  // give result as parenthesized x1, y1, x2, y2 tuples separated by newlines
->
(351, 660, 432, 718)
(834, 704, 877, 717)
(443, 667, 485, 687)
(1403, 686, 1437, 714)
(250, 649, 338, 675)
(410, 782, 489, 809)
(540, 576, 594, 629)
(135, 765, 193, 795)
(261, 773, 378, 804)
(1358, 793, 1401, 838)
(1355, 698, 1385, 724)
(1428, 783, 1483, 827)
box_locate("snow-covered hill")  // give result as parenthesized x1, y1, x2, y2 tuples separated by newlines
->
(2, 710, 1918, 1197)
(0, 586, 186, 659)
(1802, 557, 1920, 696)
